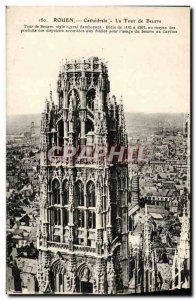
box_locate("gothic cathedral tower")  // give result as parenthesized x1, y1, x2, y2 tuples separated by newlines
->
(37, 57, 129, 294)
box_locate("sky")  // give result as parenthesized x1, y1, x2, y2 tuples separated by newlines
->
(6, 6, 190, 115)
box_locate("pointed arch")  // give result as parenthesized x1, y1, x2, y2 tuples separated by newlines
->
(74, 180, 84, 206)
(86, 181, 96, 207)
(62, 180, 69, 205)
(76, 263, 94, 293)
(50, 259, 67, 293)
(51, 259, 67, 274)
(77, 263, 93, 280)
(52, 178, 60, 205)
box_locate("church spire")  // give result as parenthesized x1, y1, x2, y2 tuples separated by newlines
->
(143, 204, 151, 260)
(118, 95, 127, 145)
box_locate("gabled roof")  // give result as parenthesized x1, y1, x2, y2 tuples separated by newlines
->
(128, 205, 140, 216)
(150, 213, 163, 220)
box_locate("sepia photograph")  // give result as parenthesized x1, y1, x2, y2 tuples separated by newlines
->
(6, 6, 191, 295)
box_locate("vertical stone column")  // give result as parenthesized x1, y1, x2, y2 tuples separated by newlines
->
(69, 171, 73, 211)
(106, 183, 112, 245)
(177, 257, 181, 289)
(63, 109, 69, 162)
(56, 274, 59, 293)
(60, 208, 64, 243)
(151, 251, 156, 292)
(119, 168, 129, 290)
(68, 174, 74, 250)
(63, 274, 66, 292)
(79, 78, 86, 144)
(171, 250, 177, 289)
(96, 181, 103, 255)
(64, 120, 68, 139)
(134, 249, 138, 293)
(79, 109, 86, 146)
(107, 259, 116, 294)
(68, 96, 74, 165)
(37, 251, 51, 293)
(48, 208, 52, 242)
(84, 208, 88, 246)
(96, 258, 106, 294)
(66, 254, 77, 293)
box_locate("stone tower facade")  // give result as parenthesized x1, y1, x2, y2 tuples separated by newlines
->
(172, 207, 190, 290)
(142, 206, 156, 293)
(128, 206, 157, 294)
(37, 57, 129, 294)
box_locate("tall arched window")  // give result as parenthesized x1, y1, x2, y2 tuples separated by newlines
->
(52, 179, 60, 205)
(62, 180, 69, 205)
(86, 89, 96, 111)
(53, 208, 61, 226)
(85, 119, 94, 134)
(50, 259, 67, 293)
(62, 208, 69, 227)
(68, 89, 80, 111)
(78, 210, 85, 228)
(58, 119, 64, 148)
(74, 181, 84, 206)
(86, 181, 95, 207)
(88, 211, 96, 229)
(59, 90, 64, 108)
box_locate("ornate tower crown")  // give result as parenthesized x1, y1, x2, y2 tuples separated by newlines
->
(40, 57, 127, 167)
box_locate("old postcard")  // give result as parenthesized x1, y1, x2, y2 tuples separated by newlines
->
(6, 6, 190, 295)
